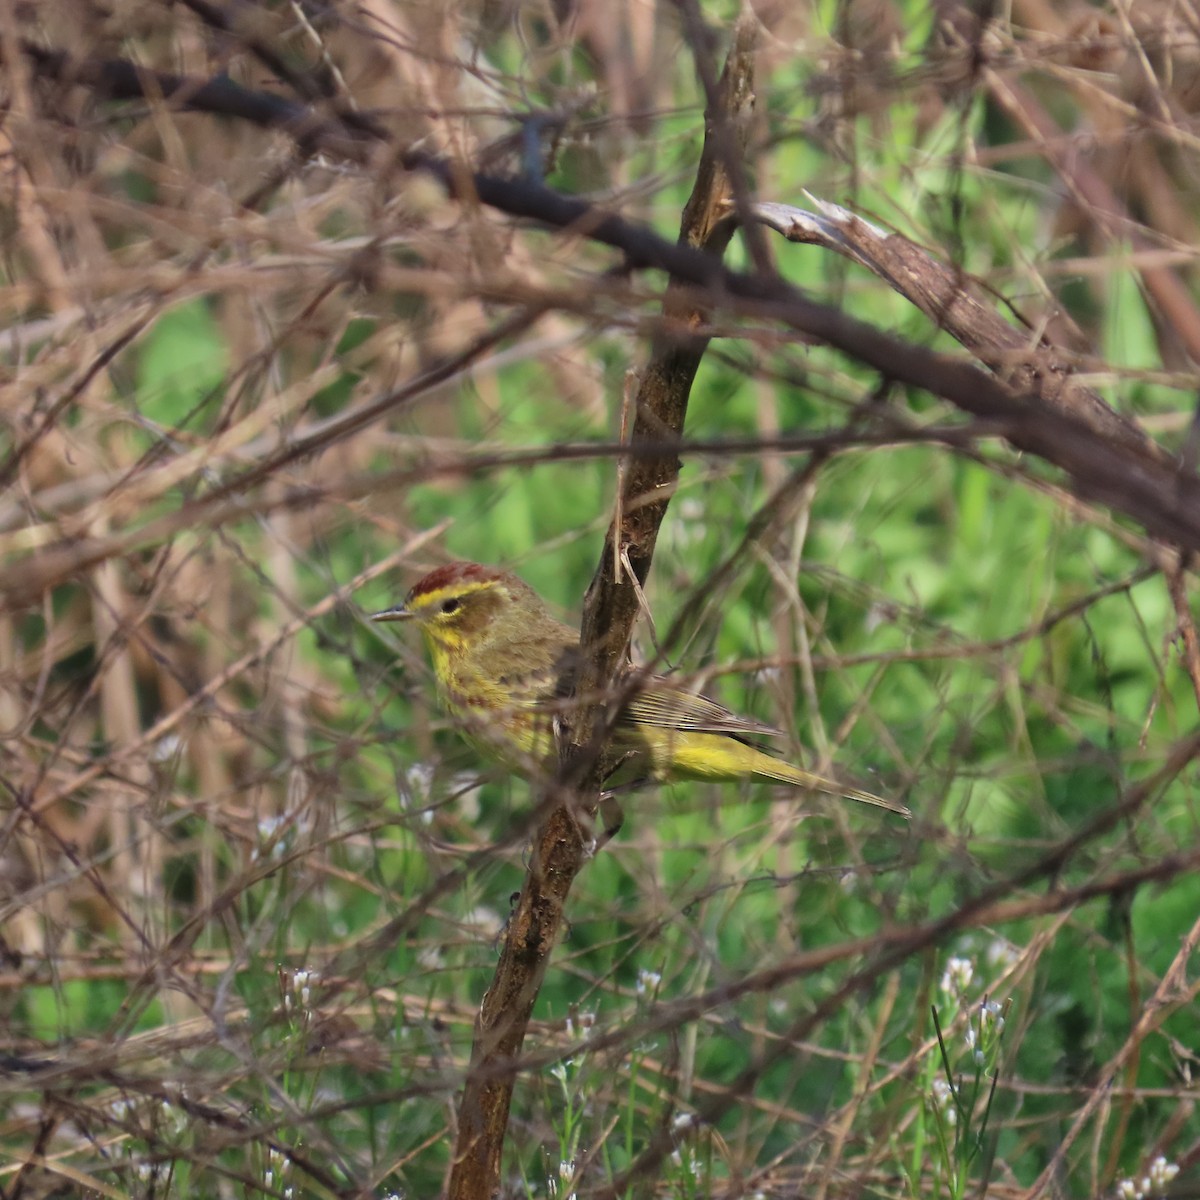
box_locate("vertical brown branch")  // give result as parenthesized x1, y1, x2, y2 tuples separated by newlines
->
(444, 16, 759, 1200)
(576, 13, 758, 683)
(1162, 551, 1200, 717)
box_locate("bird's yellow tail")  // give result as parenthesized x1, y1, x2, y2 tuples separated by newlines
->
(662, 730, 910, 817)
(752, 757, 910, 817)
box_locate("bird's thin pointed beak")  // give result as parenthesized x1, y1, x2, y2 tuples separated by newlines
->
(370, 605, 412, 623)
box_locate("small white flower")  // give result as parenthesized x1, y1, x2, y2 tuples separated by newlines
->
(258, 815, 286, 840)
(284, 968, 318, 1016)
(986, 938, 1020, 969)
(404, 763, 435, 802)
(1149, 1157, 1179, 1189)
(637, 969, 661, 996)
(253, 814, 291, 863)
(981, 999, 1005, 1032)
(940, 955, 974, 996)
(463, 906, 503, 938)
(931, 1075, 959, 1123)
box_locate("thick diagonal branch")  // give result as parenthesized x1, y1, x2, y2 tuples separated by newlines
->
(10, 37, 1200, 617)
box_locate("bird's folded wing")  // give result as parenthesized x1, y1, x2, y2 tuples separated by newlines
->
(622, 679, 783, 739)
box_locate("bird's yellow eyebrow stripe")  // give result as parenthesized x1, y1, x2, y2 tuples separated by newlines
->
(409, 579, 498, 609)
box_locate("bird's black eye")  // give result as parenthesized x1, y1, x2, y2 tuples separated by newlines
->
(440, 597, 461, 615)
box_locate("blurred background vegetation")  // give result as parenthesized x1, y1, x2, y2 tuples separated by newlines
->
(2, 1, 1199, 1197)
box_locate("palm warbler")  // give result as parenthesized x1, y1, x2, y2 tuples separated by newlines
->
(372, 561, 907, 816)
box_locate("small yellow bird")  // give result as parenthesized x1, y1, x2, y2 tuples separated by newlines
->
(372, 561, 908, 817)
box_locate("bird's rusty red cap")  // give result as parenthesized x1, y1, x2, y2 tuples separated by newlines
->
(406, 561, 503, 601)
